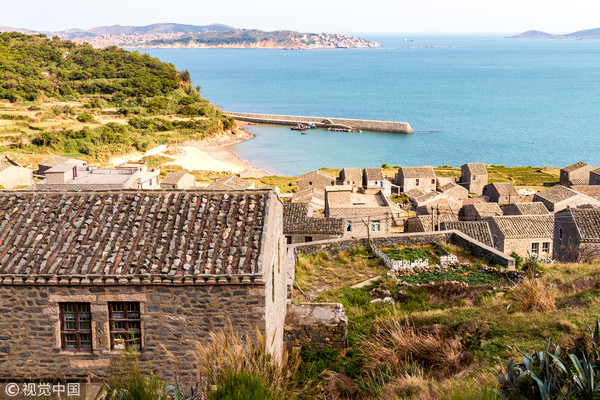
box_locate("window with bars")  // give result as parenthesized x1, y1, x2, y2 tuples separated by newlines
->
(60, 303, 92, 352)
(109, 302, 142, 350)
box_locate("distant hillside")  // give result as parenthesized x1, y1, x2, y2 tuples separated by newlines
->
(511, 27, 600, 39)
(0, 23, 235, 40)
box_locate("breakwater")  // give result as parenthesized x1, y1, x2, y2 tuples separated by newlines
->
(226, 112, 414, 134)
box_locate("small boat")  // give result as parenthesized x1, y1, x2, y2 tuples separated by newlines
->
(327, 127, 353, 132)
(403, 38, 413, 42)
(291, 124, 309, 130)
(301, 131, 309, 135)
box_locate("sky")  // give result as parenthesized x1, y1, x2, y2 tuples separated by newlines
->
(2, 0, 600, 34)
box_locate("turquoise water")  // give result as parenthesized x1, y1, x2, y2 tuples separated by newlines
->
(142, 36, 600, 176)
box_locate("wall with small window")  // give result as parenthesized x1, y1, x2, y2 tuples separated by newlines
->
(0, 283, 271, 383)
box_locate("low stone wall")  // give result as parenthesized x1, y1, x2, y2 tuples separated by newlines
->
(284, 303, 348, 352)
(227, 112, 414, 134)
(290, 231, 515, 268)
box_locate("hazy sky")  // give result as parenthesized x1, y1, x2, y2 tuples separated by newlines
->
(3, 0, 600, 34)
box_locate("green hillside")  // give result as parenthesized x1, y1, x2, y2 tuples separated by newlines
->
(0, 32, 235, 161)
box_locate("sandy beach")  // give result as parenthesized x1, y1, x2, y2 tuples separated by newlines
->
(109, 125, 259, 174)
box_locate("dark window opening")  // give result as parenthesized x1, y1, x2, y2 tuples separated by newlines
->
(305, 236, 313, 242)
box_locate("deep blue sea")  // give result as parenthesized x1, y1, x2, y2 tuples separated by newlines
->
(141, 35, 600, 176)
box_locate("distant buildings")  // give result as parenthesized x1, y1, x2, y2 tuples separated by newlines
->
(533, 185, 600, 212)
(560, 162, 597, 187)
(207, 175, 255, 190)
(283, 203, 343, 244)
(297, 170, 336, 192)
(482, 182, 519, 205)
(553, 208, 600, 262)
(487, 215, 554, 259)
(395, 166, 437, 193)
(160, 172, 196, 189)
(460, 163, 488, 195)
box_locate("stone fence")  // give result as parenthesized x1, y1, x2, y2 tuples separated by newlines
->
(226, 112, 414, 134)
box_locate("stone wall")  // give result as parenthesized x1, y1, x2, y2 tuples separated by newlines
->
(226, 112, 414, 134)
(284, 303, 348, 352)
(0, 282, 268, 385)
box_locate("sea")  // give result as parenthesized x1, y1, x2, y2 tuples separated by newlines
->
(141, 35, 600, 176)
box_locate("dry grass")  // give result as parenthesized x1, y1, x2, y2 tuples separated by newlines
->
(182, 321, 309, 399)
(362, 315, 471, 378)
(511, 278, 556, 312)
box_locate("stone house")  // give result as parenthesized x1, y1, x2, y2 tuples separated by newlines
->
(460, 202, 503, 221)
(572, 185, 600, 201)
(483, 182, 519, 205)
(440, 221, 494, 247)
(560, 162, 597, 187)
(283, 203, 343, 244)
(501, 202, 549, 216)
(411, 191, 462, 216)
(207, 175, 255, 190)
(487, 215, 554, 259)
(553, 208, 600, 262)
(0, 189, 287, 383)
(438, 182, 469, 200)
(291, 188, 326, 210)
(590, 169, 600, 186)
(34, 164, 159, 190)
(406, 214, 457, 233)
(297, 170, 336, 192)
(533, 185, 600, 212)
(160, 172, 196, 189)
(460, 163, 488, 195)
(395, 166, 437, 193)
(338, 168, 362, 187)
(325, 186, 393, 237)
(362, 168, 385, 189)
(0, 163, 32, 189)
(35, 155, 87, 176)
(115, 162, 160, 189)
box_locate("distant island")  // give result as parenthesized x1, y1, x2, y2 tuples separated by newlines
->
(511, 27, 600, 39)
(0, 23, 381, 50)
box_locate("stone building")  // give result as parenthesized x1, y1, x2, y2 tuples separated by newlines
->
(0, 163, 32, 189)
(297, 170, 336, 192)
(438, 182, 469, 200)
(460, 202, 503, 221)
(572, 185, 600, 201)
(553, 208, 600, 262)
(35, 155, 87, 176)
(590, 169, 600, 186)
(292, 187, 326, 210)
(338, 168, 362, 187)
(207, 175, 255, 190)
(483, 182, 519, 205)
(160, 172, 196, 189)
(487, 215, 554, 259)
(395, 166, 437, 193)
(362, 168, 385, 189)
(560, 162, 597, 187)
(34, 164, 160, 190)
(115, 162, 161, 189)
(460, 163, 488, 195)
(501, 202, 549, 216)
(406, 214, 457, 233)
(533, 185, 600, 212)
(325, 186, 393, 237)
(283, 203, 343, 244)
(440, 221, 494, 247)
(0, 189, 287, 383)
(411, 191, 462, 216)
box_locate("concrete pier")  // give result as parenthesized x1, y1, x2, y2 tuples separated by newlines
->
(226, 112, 414, 134)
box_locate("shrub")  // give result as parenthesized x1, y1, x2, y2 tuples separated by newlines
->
(208, 371, 275, 400)
(509, 252, 522, 269)
(511, 278, 556, 312)
(76, 112, 97, 123)
(98, 347, 167, 400)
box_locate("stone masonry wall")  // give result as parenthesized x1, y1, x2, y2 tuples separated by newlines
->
(284, 303, 348, 352)
(0, 283, 266, 385)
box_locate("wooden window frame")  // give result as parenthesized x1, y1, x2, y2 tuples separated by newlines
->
(108, 302, 142, 350)
(60, 303, 92, 352)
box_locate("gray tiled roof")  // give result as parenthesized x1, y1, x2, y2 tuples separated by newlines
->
(340, 168, 361, 182)
(398, 166, 436, 179)
(441, 221, 493, 247)
(283, 203, 342, 234)
(412, 214, 457, 230)
(572, 185, 600, 201)
(363, 168, 384, 181)
(292, 187, 325, 202)
(501, 202, 549, 215)
(161, 172, 191, 185)
(568, 208, 600, 241)
(299, 169, 336, 181)
(490, 215, 554, 238)
(471, 202, 503, 217)
(563, 161, 593, 173)
(535, 185, 578, 204)
(207, 175, 253, 190)
(0, 190, 270, 277)
(487, 182, 518, 196)
(463, 163, 488, 175)
(405, 188, 425, 198)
